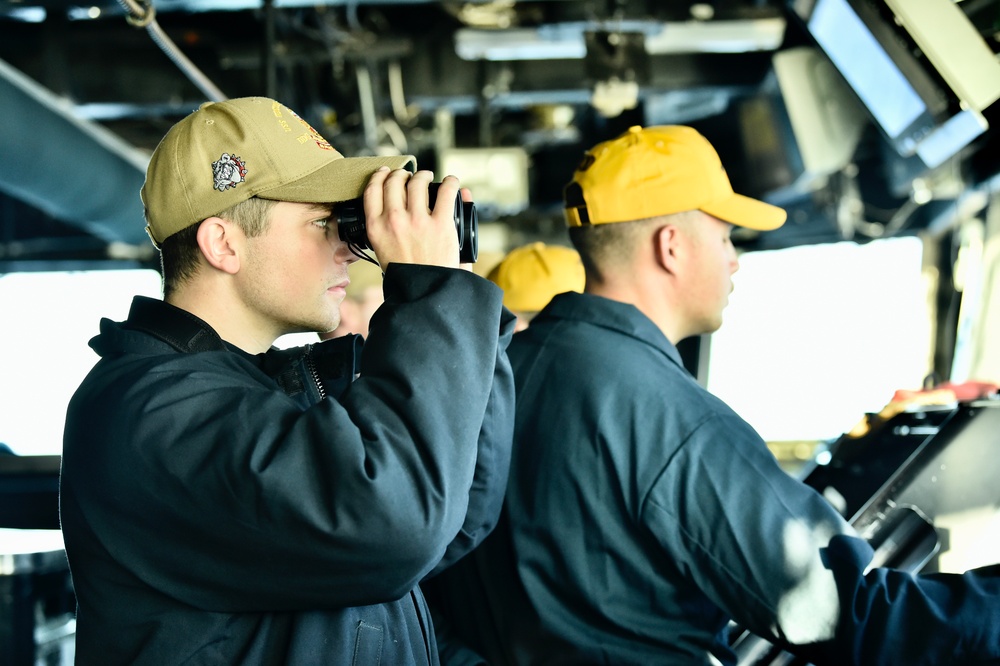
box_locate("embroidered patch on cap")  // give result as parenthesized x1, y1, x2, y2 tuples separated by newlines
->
(212, 153, 247, 191)
(289, 110, 335, 151)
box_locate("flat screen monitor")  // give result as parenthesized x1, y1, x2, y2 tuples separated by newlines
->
(790, 0, 989, 168)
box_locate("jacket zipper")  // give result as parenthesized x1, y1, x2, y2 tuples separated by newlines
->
(304, 344, 327, 401)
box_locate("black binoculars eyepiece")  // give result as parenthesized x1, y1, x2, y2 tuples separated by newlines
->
(334, 183, 479, 264)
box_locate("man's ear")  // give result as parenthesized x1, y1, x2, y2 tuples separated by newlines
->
(196, 217, 242, 275)
(653, 223, 681, 276)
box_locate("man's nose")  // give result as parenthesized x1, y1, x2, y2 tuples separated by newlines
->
(331, 237, 360, 265)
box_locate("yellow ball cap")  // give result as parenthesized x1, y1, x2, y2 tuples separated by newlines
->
(141, 97, 416, 246)
(487, 242, 585, 312)
(563, 125, 786, 231)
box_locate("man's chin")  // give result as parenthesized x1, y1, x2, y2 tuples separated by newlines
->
(698, 316, 724, 336)
(279, 314, 339, 339)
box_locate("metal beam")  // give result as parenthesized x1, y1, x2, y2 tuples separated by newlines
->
(0, 56, 151, 247)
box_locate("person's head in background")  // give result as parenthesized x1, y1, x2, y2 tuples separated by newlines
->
(487, 242, 585, 331)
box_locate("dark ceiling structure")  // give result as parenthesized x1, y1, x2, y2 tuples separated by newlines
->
(2, 0, 1000, 271)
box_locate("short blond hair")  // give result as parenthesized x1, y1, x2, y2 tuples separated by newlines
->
(159, 197, 277, 298)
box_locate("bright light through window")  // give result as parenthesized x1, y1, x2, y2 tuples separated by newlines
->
(0, 239, 930, 455)
(0, 270, 163, 455)
(706, 237, 931, 443)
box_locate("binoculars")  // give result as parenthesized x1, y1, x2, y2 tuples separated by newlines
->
(334, 183, 479, 264)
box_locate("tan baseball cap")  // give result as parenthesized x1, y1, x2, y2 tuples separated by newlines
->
(563, 125, 786, 231)
(140, 97, 416, 245)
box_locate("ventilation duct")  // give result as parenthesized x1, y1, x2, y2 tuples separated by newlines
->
(0, 57, 151, 247)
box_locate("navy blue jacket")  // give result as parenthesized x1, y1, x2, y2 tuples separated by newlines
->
(426, 291, 1000, 666)
(60, 264, 515, 665)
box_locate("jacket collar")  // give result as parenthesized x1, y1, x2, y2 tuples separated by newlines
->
(122, 296, 228, 354)
(537, 291, 686, 369)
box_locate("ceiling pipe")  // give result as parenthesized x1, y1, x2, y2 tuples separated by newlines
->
(117, 0, 228, 102)
(0, 57, 152, 247)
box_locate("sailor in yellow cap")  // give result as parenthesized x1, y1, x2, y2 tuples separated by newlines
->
(425, 125, 1000, 666)
(486, 242, 585, 331)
